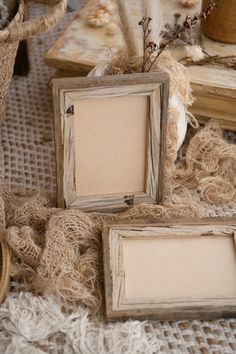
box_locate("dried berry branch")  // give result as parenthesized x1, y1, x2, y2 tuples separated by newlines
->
(139, 0, 217, 72)
(139, 17, 152, 72)
(161, 13, 201, 47)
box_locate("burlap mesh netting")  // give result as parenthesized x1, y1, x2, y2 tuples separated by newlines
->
(0, 117, 235, 315)
(1, 15, 236, 314)
(1, 3, 236, 353)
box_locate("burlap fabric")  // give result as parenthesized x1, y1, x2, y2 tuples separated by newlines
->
(1, 291, 236, 353)
(0, 118, 235, 316)
(0, 4, 236, 353)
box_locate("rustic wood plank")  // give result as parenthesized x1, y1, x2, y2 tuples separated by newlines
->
(44, 1, 141, 72)
(52, 86, 65, 207)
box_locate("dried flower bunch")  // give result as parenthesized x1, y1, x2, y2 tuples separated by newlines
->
(162, 0, 236, 69)
(105, 22, 119, 36)
(161, 12, 200, 47)
(139, 0, 217, 72)
(0, 0, 9, 30)
(179, 0, 199, 8)
(161, 12, 205, 62)
(185, 44, 205, 61)
(87, 2, 113, 28)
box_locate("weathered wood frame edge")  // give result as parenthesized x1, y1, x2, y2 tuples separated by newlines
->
(191, 82, 236, 131)
(102, 218, 236, 322)
(52, 72, 169, 211)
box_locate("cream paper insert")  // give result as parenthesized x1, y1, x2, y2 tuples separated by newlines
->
(74, 95, 148, 197)
(122, 236, 236, 302)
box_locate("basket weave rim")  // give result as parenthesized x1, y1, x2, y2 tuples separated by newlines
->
(0, 228, 10, 303)
(0, 0, 24, 32)
(0, 0, 67, 42)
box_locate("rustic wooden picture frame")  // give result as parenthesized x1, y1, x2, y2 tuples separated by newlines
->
(52, 73, 169, 212)
(103, 219, 236, 321)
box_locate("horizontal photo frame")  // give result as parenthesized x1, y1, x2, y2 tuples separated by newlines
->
(52, 72, 169, 212)
(103, 219, 236, 321)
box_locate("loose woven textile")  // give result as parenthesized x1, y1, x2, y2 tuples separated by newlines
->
(0, 4, 236, 354)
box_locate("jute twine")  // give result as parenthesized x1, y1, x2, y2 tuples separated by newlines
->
(0, 0, 67, 124)
(0, 118, 235, 313)
(0, 228, 10, 303)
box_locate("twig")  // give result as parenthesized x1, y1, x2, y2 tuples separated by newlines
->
(179, 55, 236, 70)
(139, 17, 152, 72)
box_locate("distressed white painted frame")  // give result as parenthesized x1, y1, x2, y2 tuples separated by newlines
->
(53, 73, 169, 212)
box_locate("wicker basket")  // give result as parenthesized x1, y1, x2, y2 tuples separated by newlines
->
(0, 228, 10, 303)
(0, 0, 67, 124)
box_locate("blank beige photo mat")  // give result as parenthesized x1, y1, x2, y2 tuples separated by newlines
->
(107, 225, 236, 312)
(122, 236, 236, 303)
(74, 95, 148, 197)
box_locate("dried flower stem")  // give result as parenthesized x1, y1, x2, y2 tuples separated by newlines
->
(139, 0, 217, 72)
(161, 12, 202, 47)
(141, 17, 152, 72)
